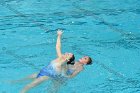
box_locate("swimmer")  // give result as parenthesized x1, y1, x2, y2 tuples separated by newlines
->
(46, 56, 93, 93)
(65, 56, 92, 78)
(20, 29, 75, 93)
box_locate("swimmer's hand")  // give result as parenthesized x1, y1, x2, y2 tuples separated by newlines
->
(57, 29, 63, 36)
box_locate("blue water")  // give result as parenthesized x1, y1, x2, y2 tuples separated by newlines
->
(0, 0, 140, 93)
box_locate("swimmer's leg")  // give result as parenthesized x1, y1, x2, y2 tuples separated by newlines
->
(9, 73, 38, 84)
(20, 76, 49, 93)
(24, 73, 38, 80)
(48, 80, 64, 93)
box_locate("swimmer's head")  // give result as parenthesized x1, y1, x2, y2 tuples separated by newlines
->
(64, 52, 75, 65)
(79, 56, 92, 65)
(67, 54, 75, 65)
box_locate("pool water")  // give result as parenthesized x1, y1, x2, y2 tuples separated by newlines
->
(0, 0, 140, 93)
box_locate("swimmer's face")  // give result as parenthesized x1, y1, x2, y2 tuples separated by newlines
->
(64, 52, 73, 59)
(79, 56, 90, 64)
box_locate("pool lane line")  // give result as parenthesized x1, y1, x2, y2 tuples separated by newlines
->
(0, 0, 139, 39)
(0, 0, 125, 79)
(72, 2, 140, 78)
(0, 1, 49, 32)
(72, 44, 140, 89)
(0, 41, 55, 52)
(0, 0, 137, 81)
(71, 44, 125, 79)
(95, 60, 125, 79)
(0, 1, 67, 33)
(72, 3, 138, 40)
(1, 47, 39, 70)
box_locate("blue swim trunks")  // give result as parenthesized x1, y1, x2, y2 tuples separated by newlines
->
(37, 64, 61, 78)
(37, 63, 75, 80)
(66, 69, 74, 75)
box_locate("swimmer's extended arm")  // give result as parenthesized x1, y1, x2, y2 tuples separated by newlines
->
(56, 29, 63, 58)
